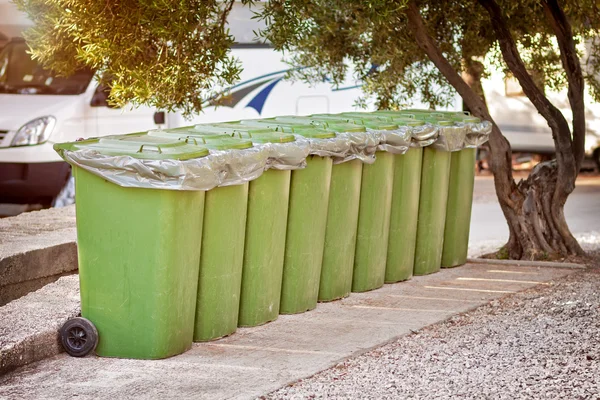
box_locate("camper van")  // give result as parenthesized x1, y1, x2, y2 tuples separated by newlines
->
(1, 1, 599, 207)
(483, 69, 600, 168)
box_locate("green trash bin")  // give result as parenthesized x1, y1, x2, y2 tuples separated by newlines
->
(413, 144, 451, 275)
(398, 109, 479, 269)
(372, 111, 458, 276)
(441, 147, 477, 268)
(151, 130, 255, 340)
(352, 149, 394, 291)
(412, 119, 455, 276)
(440, 114, 484, 267)
(318, 113, 422, 286)
(365, 112, 440, 282)
(54, 134, 209, 359)
(236, 132, 297, 326)
(406, 113, 481, 269)
(240, 119, 336, 313)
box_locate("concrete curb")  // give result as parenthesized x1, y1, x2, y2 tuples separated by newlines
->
(0, 275, 80, 375)
(0, 206, 78, 306)
(467, 257, 587, 269)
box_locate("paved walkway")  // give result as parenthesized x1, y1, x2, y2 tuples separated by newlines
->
(0, 262, 576, 400)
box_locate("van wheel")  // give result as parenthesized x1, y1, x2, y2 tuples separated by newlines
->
(52, 173, 75, 207)
(60, 317, 98, 357)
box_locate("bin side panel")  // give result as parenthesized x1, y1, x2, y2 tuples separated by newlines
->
(238, 169, 291, 327)
(352, 151, 394, 292)
(194, 183, 249, 341)
(319, 159, 363, 302)
(441, 148, 477, 268)
(386, 147, 423, 283)
(413, 147, 451, 276)
(280, 156, 333, 314)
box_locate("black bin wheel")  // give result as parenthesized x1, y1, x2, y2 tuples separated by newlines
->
(59, 317, 98, 357)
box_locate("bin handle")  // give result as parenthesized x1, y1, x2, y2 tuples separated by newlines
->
(184, 137, 199, 145)
(310, 120, 328, 128)
(138, 144, 162, 154)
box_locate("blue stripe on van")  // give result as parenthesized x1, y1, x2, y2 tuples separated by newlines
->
(246, 78, 283, 114)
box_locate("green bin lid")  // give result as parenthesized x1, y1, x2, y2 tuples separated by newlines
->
(201, 136, 254, 150)
(401, 109, 480, 122)
(274, 116, 367, 133)
(461, 117, 481, 123)
(424, 118, 454, 126)
(312, 114, 398, 130)
(403, 108, 469, 116)
(195, 123, 278, 136)
(386, 117, 426, 127)
(449, 115, 481, 123)
(236, 131, 296, 144)
(149, 129, 253, 150)
(373, 110, 444, 119)
(67, 133, 209, 160)
(200, 124, 297, 143)
(148, 128, 227, 139)
(333, 112, 389, 120)
(240, 119, 336, 139)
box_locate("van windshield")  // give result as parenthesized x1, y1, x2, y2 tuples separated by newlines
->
(0, 41, 94, 95)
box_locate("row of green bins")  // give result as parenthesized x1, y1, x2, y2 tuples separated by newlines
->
(400, 110, 479, 268)
(191, 123, 299, 327)
(54, 109, 481, 359)
(149, 129, 255, 341)
(308, 114, 398, 293)
(375, 110, 466, 275)
(335, 113, 427, 284)
(240, 119, 336, 314)
(55, 133, 211, 359)
(275, 116, 375, 298)
(423, 111, 481, 268)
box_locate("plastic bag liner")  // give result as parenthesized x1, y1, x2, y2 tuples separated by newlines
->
(459, 120, 492, 148)
(408, 124, 439, 148)
(295, 132, 380, 165)
(258, 141, 311, 171)
(430, 124, 468, 152)
(58, 146, 271, 191)
(367, 127, 412, 155)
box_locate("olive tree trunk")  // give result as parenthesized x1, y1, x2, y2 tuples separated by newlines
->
(406, 0, 585, 260)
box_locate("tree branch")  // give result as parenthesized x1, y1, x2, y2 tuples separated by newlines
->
(541, 0, 586, 170)
(477, 0, 577, 201)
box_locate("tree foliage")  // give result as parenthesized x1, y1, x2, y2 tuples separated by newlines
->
(14, 0, 250, 115)
(259, 0, 600, 111)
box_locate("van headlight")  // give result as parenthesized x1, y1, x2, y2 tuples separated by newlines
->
(11, 116, 56, 146)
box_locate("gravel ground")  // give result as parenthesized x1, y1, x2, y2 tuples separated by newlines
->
(469, 230, 600, 258)
(262, 253, 600, 399)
